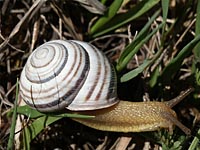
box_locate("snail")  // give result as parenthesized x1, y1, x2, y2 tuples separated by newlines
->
(19, 40, 192, 135)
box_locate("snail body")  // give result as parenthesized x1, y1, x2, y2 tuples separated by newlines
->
(19, 40, 192, 134)
(73, 90, 192, 134)
(73, 101, 177, 133)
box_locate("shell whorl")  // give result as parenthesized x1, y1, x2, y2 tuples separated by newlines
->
(19, 40, 118, 112)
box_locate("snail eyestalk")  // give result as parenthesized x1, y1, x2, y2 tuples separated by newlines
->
(165, 87, 194, 108)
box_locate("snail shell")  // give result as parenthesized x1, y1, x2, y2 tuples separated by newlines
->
(19, 40, 119, 112)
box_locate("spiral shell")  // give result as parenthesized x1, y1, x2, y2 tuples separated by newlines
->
(19, 40, 118, 112)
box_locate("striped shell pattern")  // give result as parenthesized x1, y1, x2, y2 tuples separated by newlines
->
(19, 40, 118, 112)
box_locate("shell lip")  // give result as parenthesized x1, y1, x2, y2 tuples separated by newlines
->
(66, 98, 120, 111)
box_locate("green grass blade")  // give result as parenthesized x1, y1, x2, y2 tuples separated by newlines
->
(16, 105, 94, 119)
(117, 22, 163, 72)
(161, 0, 169, 44)
(91, 0, 160, 37)
(101, 0, 107, 4)
(161, 0, 169, 25)
(120, 59, 151, 82)
(117, 10, 160, 64)
(161, 34, 200, 84)
(7, 79, 19, 150)
(148, 1, 169, 87)
(149, 66, 160, 87)
(16, 105, 44, 118)
(120, 46, 163, 82)
(195, 65, 200, 86)
(193, 0, 200, 87)
(188, 128, 200, 150)
(194, 0, 200, 59)
(21, 112, 94, 148)
(22, 115, 62, 149)
(90, 0, 123, 34)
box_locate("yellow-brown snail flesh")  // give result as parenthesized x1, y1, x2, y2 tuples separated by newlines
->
(19, 40, 192, 135)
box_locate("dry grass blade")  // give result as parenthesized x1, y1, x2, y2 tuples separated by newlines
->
(51, 1, 83, 40)
(73, 0, 106, 14)
(115, 137, 132, 150)
(0, 0, 46, 52)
